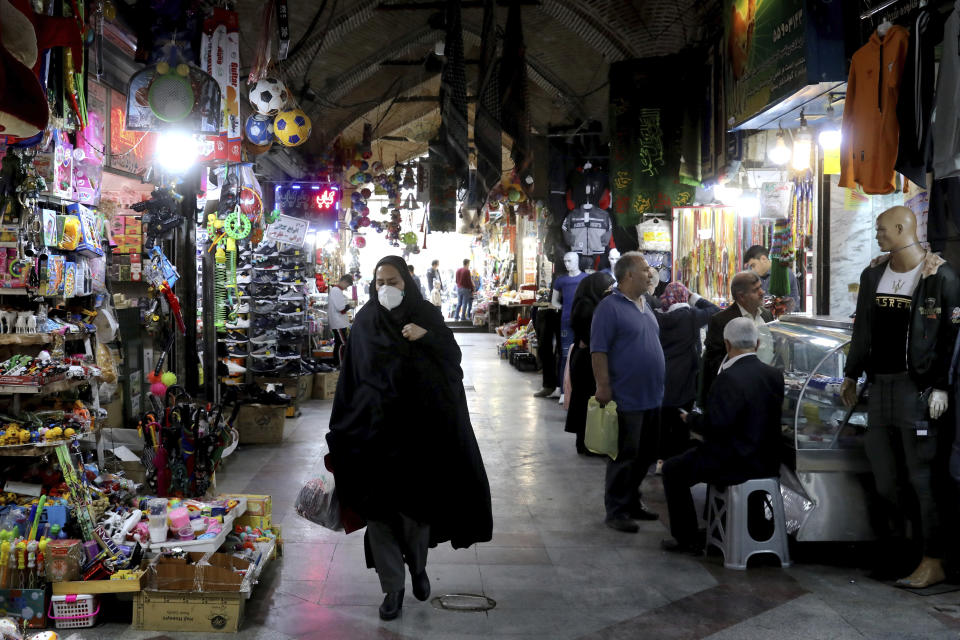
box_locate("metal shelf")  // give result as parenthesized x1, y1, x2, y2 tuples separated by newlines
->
(0, 378, 90, 396)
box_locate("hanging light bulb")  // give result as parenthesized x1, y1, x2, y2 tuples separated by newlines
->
(792, 112, 812, 172)
(768, 128, 791, 166)
(818, 128, 841, 151)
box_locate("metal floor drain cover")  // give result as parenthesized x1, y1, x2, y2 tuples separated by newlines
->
(431, 594, 496, 612)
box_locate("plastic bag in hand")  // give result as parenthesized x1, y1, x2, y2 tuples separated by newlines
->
(295, 469, 343, 531)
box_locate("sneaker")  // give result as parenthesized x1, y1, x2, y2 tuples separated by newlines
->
(222, 329, 248, 342)
(279, 274, 305, 285)
(222, 343, 249, 357)
(221, 360, 246, 375)
(277, 303, 303, 315)
(250, 331, 278, 345)
(253, 262, 281, 271)
(252, 271, 278, 284)
(225, 317, 250, 329)
(276, 346, 301, 359)
(233, 302, 250, 314)
(246, 283, 281, 297)
(278, 247, 303, 258)
(277, 323, 306, 334)
(249, 360, 279, 375)
(236, 273, 251, 284)
(279, 290, 304, 302)
(253, 301, 278, 314)
(533, 387, 556, 398)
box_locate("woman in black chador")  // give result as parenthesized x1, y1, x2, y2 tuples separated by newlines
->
(326, 255, 492, 621)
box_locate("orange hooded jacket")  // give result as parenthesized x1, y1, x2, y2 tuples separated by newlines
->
(839, 26, 909, 195)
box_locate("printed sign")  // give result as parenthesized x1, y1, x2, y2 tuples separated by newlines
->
(264, 214, 308, 246)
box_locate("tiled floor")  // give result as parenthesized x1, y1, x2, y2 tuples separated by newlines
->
(90, 333, 960, 639)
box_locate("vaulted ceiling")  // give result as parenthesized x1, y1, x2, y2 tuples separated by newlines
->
(235, 0, 719, 168)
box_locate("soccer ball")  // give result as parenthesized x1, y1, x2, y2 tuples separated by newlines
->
(249, 77, 289, 116)
(244, 114, 273, 145)
(274, 109, 312, 147)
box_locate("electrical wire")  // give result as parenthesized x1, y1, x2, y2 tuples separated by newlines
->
(287, 0, 329, 61)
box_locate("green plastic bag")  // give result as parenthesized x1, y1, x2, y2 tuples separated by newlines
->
(585, 398, 618, 459)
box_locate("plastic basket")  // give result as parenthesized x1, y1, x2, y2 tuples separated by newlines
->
(48, 594, 99, 629)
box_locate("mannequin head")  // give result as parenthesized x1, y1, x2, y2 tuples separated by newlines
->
(876, 206, 919, 252)
(608, 248, 621, 273)
(563, 251, 580, 275)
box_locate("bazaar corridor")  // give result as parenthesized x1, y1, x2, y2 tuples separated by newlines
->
(88, 334, 960, 640)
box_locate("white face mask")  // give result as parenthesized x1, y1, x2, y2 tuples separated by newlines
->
(378, 285, 404, 310)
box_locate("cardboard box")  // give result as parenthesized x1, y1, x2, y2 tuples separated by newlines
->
(235, 405, 285, 444)
(52, 569, 146, 595)
(232, 494, 271, 518)
(134, 590, 244, 633)
(152, 552, 251, 592)
(235, 514, 271, 530)
(312, 372, 339, 400)
(0, 589, 45, 628)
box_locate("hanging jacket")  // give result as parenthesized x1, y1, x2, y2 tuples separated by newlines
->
(895, 7, 944, 187)
(839, 26, 909, 195)
(561, 207, 612, 256)
(932, 3, 960, 179)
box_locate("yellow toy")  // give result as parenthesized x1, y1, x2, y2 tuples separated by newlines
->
(63, 428, 76, 438)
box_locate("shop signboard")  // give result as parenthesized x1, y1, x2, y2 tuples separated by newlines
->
(273, 183, 340, 231)
(723, 0, 845, 129)
(264, 214, 309, 247)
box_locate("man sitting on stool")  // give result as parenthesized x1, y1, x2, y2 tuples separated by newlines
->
(660, 317, 784, 554)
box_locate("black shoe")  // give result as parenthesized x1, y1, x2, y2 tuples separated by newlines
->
(412, 570, 430, 601)
(604, 517, 639, 534)
(660, 538, 704, 556)
(628, 503, 660, 521)
(379, 589, 404, 620)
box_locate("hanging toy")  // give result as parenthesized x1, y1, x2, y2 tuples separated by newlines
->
(149, 62, 195, 123)
(265, 209, 281, 224)
(244, 114, 274, 146)
(224, 210, 252, 239)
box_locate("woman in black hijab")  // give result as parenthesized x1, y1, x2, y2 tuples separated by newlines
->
(326, 255, 492, 621)
(564, 271, 615, 454)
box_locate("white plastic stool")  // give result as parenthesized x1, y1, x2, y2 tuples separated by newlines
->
(705, 477, 791, 570)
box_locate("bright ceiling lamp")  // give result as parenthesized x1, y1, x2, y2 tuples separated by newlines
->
(818, 128, 841, 151)
(768, 128, 791, 166)
(792, 113, 812, 171)
(154, 129, 199, 174)
(737, 192, 761, 217)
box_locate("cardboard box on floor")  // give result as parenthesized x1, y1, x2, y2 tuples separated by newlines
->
(152, 552, 251, 592)
(134, 591, 244, 633)
(313, 371, 339, 400)
(235, 404, 285, 444)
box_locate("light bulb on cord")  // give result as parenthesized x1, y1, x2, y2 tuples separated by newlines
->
(792, 112, 812, 171)
(768, 129, 791, 166)
(818, 128, 841, 151)
(155, 130, 198, 174)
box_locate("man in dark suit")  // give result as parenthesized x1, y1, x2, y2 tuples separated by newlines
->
(700, 271, 773, 405)
(661, 317, 784, 553)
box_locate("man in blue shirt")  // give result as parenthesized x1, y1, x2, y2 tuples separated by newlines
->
(591, 251, 666, 533)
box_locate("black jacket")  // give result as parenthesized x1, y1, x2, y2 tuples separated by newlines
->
(656, 298, 720, 407)
(845, 252, 960, 391)
(688, 355, 784, 484)
(700, 304, 774, 405)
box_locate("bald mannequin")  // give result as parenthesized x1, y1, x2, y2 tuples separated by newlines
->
(841, 205, 960, 589)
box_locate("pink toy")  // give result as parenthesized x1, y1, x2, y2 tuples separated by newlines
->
(150, 382, 167, 396)
(132, 521, 150, 542)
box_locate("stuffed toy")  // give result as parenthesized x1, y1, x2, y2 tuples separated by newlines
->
(0, 0, 82, 139)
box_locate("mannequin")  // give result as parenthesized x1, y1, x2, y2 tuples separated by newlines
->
(604, 248, 621, 279)
(841, 206, 960, 588)
(552, 252, 588, 403)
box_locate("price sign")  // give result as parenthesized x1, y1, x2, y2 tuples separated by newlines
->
(264, 214, 309, 246)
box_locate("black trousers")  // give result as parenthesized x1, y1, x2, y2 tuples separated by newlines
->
(332, 328, 348, 367)
(534, 308, 561, 389)
(564, 344, 595, 450)
(366, 514, 430, 593)
(605, 408, 660, 520)
(659, 402, 695, 460)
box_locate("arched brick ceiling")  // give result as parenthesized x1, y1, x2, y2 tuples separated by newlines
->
(236, 0, 716, 163)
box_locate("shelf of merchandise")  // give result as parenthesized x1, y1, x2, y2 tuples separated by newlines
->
(0, 377, 91, 396)
(0, 331, 89, 346)
(143, 497, 248, 553)
(0, 432, 96, 457)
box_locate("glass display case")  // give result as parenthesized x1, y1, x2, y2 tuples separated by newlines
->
(760, 315, 876, 542)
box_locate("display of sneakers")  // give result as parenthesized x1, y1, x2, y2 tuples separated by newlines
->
(225, 317, 250, 329)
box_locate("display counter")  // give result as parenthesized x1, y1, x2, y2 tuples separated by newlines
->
(761, 315, 876, 542)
